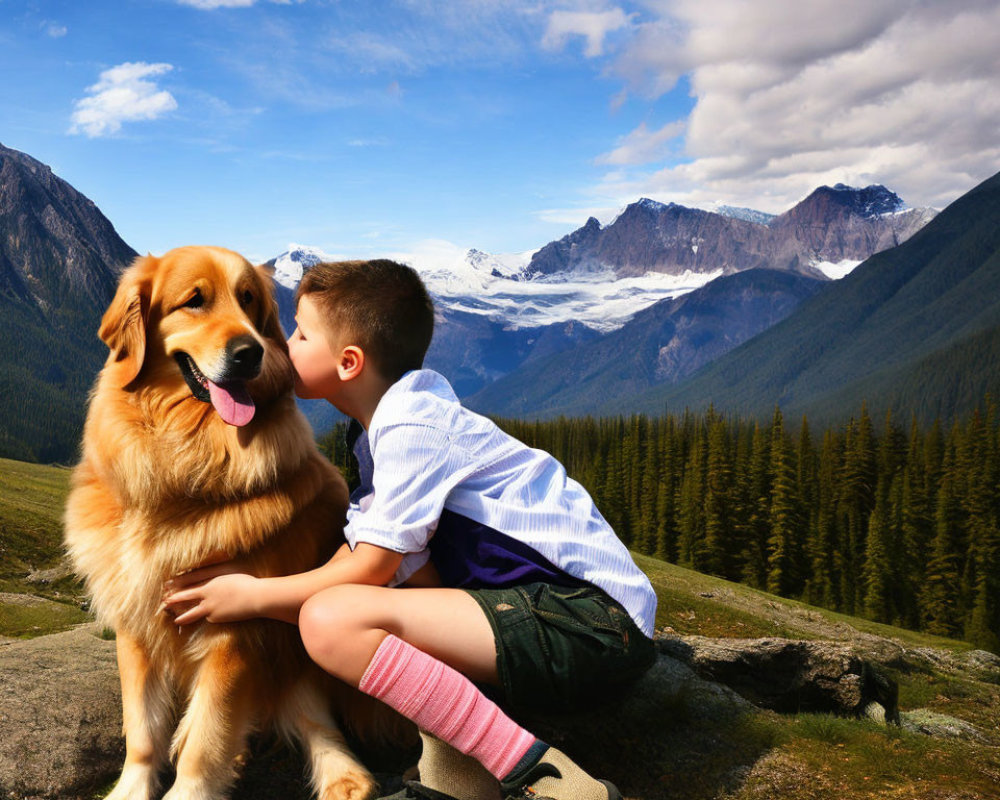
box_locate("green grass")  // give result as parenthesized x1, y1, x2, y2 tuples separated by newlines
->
(0, 593, 90, 639)
(0, 456, 87, 635)
(0, 456, 72, 575)
(774, 713, 1000, 799)
(632, 552, 975, 654)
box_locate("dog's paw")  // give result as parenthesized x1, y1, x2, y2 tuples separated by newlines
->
(321, 770, 377, 800)
(104, 764, 159, 800)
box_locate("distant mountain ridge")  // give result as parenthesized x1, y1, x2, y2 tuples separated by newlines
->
(525, 186, 935, 281)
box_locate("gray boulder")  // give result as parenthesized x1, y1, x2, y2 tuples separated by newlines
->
(656, 635, 900, 723)
(0, 625, 122, 800)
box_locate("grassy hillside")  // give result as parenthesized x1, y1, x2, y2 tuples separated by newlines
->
(0, 457, 88, 637)
(2, 457, 998, 799)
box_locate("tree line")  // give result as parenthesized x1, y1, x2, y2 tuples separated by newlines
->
(320, 400, 1000, 653)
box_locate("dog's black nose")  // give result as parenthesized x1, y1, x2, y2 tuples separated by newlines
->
(225, 335, 264, 380)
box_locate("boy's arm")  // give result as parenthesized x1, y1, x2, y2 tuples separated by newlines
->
(161, 543, 403, 626)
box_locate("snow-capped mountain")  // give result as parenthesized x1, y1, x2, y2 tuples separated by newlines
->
(268, 244, 338, 290)
(267, 242, 722, 334)
(527, 186, 936, 282)
(267, 185, 935, 338)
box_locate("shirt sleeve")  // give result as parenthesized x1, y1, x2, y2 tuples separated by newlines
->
(345, 422, 470, 554)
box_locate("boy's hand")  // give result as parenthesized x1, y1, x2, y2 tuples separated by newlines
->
(161, 561, 260, 625)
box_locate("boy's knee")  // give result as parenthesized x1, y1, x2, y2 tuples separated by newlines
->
(299, 586, 353, 656)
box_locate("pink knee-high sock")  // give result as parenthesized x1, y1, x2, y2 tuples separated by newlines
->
(358, 634, 536, 780)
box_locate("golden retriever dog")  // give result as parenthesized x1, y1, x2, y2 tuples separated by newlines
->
(64, 246, 396, 800)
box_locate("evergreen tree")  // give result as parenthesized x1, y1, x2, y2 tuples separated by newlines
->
(898, 418, 932, 627)
(677, 418, 707, 570)
(654, 416, 679, 561)
(741, 421, 771, 589)
(961, 408, 1000, 649)
(923, 458, 964, 636)
(836, 406, 877, 615)
(703, 418, 735, 578)
(863, 484, 894, 622)
(635, 422, 661, 555)
(767, 407, 802, 596)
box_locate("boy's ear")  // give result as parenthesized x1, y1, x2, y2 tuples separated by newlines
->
(337, 345, 365, 381)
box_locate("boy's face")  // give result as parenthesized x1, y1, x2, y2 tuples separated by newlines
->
(287, 294, 349, 402)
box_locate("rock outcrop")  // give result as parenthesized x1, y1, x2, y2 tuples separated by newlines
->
(657, 636, 899, 723)
(0, 142, 135, 317)
(1, 624, 911, 800)
(0, 625, 122, 800)
(768, 184, 936, 270)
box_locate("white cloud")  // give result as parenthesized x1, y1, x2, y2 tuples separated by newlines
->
(543, 8, 630, 57)
(69, 62, 177, 138)
(45, 23, 67, 38)
(596, 119, 685, 165)
(548, 0, 1000, 211)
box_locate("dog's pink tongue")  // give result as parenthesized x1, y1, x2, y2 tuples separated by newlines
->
(207, 380, 256, 427)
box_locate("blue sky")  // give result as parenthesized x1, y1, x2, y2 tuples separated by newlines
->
(2, 0, 998, 263)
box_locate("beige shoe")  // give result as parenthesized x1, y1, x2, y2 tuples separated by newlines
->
(499, 746, 621, 800)
(416, 731, 501, 800)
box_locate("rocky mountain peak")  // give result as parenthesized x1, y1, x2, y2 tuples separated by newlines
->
(636, 197, 670, 213)
(0, 142, 136, 317)
(768, 183, 930, 268)
(784, 183, 906, 223)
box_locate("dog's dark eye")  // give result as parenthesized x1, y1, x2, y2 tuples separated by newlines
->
(182, 289, 204, 310)
(240, 290, 254, 308)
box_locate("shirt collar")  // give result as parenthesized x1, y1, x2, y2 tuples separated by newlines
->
(368, 369, 456, 435)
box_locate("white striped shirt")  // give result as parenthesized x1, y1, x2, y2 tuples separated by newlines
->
(344, 369, 657, 636)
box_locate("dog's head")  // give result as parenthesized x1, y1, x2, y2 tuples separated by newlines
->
(99, 246, 289, 427)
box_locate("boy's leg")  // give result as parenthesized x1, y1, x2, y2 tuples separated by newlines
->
(299, 585, 497, 687)
(297, 585, 618, 800)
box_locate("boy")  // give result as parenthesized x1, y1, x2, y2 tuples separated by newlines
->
(163, 260, 657, 800)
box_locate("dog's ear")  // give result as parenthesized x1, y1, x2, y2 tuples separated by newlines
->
(99, 256, 154, 386)
(254, 265, 287, 347)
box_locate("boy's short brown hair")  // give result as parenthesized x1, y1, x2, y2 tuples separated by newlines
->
(295, 259, 434, 383)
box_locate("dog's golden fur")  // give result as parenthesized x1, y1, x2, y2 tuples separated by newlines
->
(64, 246, 394, 800)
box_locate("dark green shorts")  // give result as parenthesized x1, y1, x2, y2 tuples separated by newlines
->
(466, 582, 656, 714)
